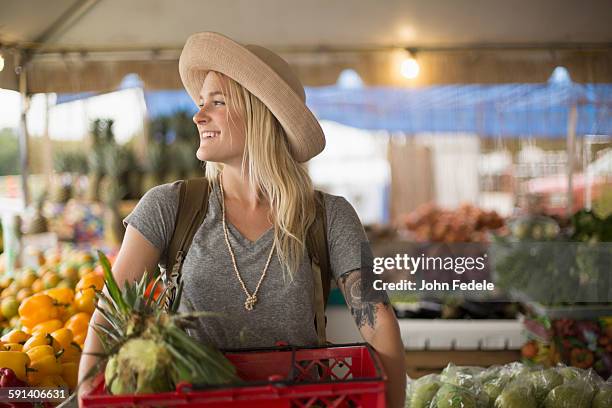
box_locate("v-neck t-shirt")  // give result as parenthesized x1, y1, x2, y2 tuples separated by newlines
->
(123, 181, 369, 349)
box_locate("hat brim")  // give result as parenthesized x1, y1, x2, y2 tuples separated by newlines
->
(179, 32, 325, 163)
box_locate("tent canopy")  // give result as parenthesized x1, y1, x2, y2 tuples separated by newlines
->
(1, 0, 611, 92)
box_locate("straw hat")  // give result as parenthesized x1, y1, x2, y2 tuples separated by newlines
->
(179, 32, 325, 163)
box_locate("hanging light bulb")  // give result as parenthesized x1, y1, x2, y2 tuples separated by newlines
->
(400, 49, 420, 79)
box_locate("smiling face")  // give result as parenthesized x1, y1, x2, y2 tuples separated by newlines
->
(192, 71, 246, 165)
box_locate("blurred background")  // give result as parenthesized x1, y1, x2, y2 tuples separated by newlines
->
(0, 0, 611, 381)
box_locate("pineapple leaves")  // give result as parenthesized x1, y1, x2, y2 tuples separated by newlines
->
(90, 250, 239, 395)
(97, 250, 129, 314)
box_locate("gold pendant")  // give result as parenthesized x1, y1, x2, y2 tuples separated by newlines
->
(244, 295, 258, 311)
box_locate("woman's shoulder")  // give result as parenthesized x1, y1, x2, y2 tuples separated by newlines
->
(318, 190, 352, 210)
(142, 180, 182, 202)
(127, 181, 183, 223)
(316, 190, 361, 226)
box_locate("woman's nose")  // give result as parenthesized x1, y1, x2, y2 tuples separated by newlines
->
(193, 108, 209, 125)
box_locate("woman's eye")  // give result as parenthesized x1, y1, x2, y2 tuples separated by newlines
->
(213, 101, 225, 106)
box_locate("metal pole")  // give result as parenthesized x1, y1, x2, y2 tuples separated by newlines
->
(43, 93, 53, 187)
(17, 58, 30, 207)
(566, 105, 578, 217)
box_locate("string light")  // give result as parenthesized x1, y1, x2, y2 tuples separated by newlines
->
(400, 49, 420, 79)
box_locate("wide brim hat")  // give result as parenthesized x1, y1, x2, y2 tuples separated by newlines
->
(179, 32, 325, 163)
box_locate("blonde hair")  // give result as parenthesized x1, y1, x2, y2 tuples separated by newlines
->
(205, 72, 317, 279)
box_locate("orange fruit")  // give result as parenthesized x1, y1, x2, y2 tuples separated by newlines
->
(1, 296, 19, 319)
(74, 291, 95, 314)
(1, 286, 17, 299)
(16, 288, 34, 302)
(42, 272, 61, 289)
(31, 279, 45, 293)
(58, 264, 79, 282)
(0, 276, 13, 290)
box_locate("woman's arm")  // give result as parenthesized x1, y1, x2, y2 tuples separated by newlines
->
(337, 270, 406, 408)
(78, 225, 161, 405)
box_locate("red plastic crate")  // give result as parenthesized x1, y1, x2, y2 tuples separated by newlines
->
(82, 343, 386, 407)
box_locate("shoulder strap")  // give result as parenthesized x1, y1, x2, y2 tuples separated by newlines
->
(164, 177, 210, 308)
(306, 190, 332, 345)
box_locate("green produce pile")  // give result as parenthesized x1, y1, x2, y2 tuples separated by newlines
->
(491, 211, 612, 305)
(406, 363, 611, 408)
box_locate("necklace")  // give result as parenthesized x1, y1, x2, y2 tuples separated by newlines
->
(219, 176, 275, 311)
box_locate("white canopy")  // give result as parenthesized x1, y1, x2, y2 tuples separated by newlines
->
(1, 0, 611, 92)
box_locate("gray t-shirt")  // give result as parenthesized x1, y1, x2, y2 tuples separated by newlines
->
(124, 181, 368, 349)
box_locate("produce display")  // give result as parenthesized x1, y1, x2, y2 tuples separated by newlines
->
(0, 246, 103, 391)
(406, 363, 610, 408)
(43, 200, 105, 243)
(400, 203, 505, 243)
(522, 315, 612, 380)
(492, 211, 612, 305)
(91, 252, 238, 395)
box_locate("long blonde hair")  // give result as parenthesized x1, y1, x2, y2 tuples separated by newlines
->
(205, 72, 317, 279)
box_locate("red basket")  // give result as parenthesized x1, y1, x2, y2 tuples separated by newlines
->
(81, 343, 386, 407)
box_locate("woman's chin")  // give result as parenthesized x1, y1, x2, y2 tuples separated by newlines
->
(196, 148, 212, 162)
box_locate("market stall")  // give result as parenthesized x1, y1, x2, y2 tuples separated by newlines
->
(0, 1, 611, 407)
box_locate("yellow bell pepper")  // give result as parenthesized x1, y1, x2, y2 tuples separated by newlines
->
(32, 319, 64, 336)
(29, 354, 62, 376)
(3, 343, 23, 351)
(58, 343, 81, 364)
(0, 329, 31, 344)
(76, 273, 104, 293)
(18, 294, 60, 328)
(26, 345, 55, 362)
(43, 288, 74, 305)
(23, 333, 53, 352)
(61, 362, 78, 390)
(58, 304, 78, 323)
(64, 312, 91, 342)
(39, 374, 67, 388)
(27, 370, 44, 386)
(0, 351, 30, 381)
(50, 328, 74, 350)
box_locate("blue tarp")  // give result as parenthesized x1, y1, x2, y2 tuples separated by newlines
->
(57, 82, 612, 138)
(305, 83, 612, 137)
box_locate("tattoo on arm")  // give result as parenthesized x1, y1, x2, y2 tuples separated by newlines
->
(338, 270, 390, 329)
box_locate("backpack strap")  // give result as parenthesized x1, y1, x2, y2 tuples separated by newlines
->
(163, 177, 210, 310)
(306, 190, 332, 345)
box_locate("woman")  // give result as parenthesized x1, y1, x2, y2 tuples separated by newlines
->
(79, 32, 406, 407)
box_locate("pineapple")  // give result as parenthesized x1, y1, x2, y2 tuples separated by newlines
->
(52, 151, 74, 203)
(102, 183, 125, 246)
(26, 191, 48, 234)
(85, 252, 238, 395)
